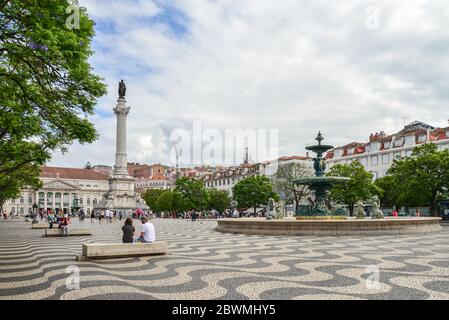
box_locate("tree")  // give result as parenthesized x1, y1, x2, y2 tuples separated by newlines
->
(374, 175, 402, 209)
(207, 189, 231, 213)
(232, 175, 279, 215)
(272, 162, 313, 211)
(175, 177, 208, 211)
(155, 190, 174, 213)
(0, 0, 107, 208)
(327, 161, 380, 215)
(141, 189, 164, 212)
(387, 143, 449, 216)
(155, 190, 189, 214)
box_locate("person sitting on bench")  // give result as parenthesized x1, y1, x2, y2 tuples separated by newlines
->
(122, 218, 135, 243)
(138, 216, 155, 243)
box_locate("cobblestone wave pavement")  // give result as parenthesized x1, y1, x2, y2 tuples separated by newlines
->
(0, 219, 448, 300)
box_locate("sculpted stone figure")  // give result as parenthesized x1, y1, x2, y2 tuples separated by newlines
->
(118, 79, 126, 98)
(275, 200, 286, 219)
(332, 204, 346, 216)
(372, 195, 384, 219)
(265, 198, 276, 220)
(135, 193, 149, 209)
(355, 200, 366, 219)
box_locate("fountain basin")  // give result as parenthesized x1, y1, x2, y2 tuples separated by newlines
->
(216, 217, 443, 236)
(295, 176, 350, 186)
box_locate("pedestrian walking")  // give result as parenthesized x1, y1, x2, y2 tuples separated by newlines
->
(61, 214, 69, 237)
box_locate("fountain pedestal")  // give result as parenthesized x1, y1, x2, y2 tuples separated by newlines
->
(295, 132, 349, 219)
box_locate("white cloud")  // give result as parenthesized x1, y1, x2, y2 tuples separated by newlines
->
(50, 0, 449, 168)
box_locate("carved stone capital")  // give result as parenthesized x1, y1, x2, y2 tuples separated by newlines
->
(114, 106, 130, 118)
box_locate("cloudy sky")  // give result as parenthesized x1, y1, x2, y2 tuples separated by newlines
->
(50, 0, 449, 168)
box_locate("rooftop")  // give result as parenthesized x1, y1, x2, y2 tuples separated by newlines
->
(41, 167, 109, 181)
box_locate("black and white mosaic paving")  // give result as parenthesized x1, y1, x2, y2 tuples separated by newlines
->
(0, 219, 448, 300)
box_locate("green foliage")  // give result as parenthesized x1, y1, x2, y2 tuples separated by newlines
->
(155, 190, 173, 213)
(141, 189, 164, 212)
(327, 161, 380, 215)
(386, 143, 449, 216)
(272, 162, 313, 210)
(155, 190, 189, 213)
(0, 0, 107, 206)
(374, 175, 403, 208)
(175, 177, 208, 211)
(207, 189, 231, 213)
(232, 175, 279, 213)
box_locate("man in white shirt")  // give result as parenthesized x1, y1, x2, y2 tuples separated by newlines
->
(139, 216, 155, 243)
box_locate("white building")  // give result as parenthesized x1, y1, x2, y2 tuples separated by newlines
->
(202, 156, 313, 196)
(3, 167, 109, 216)
(135, 175, 170, 191)
(326, 121, 449, 179)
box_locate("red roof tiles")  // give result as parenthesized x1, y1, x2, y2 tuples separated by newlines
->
(41, 167, 109, 180)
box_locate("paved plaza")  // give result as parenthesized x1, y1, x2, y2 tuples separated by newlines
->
(0, 219, 449, 300)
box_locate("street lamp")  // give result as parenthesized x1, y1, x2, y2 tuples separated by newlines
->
(32, 203, 38, 224)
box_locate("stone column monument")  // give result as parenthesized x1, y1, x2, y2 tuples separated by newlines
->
(96, 80, 148, 211)
(113, 90, 130, 175)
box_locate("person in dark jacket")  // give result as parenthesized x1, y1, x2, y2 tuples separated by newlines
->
(122, 218, 135, 243)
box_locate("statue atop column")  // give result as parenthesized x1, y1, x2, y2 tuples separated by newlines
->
(118, 79, 126, 99)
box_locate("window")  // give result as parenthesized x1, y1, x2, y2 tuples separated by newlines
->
(382, 154, 389, 165)
(55, 193, 61, 205)
(72, 194, 77, 205)
(404, 135, 415, 146)
(28, 196, 32, 204)
(394, 153, 401, 160)
(79, 198, 83, 205)
(87, 198, 90, 205)
(38, 193, 44, 205)
(371, 156, 378, 166)
(394, 138, 404, 147)
(12, 198, 15, 204)
(360, 157, 367, 166)
(20, 196, 24, 204)
(417, 135, 426, 143)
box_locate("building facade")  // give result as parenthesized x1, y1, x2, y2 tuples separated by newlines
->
(135, 175, 170, 191)
(202, 156, 313, 196)
(3, 167, 109, 216)
(326, 121, 449, 179)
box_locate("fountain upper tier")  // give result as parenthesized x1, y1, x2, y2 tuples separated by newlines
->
(306, 144, 333, 155)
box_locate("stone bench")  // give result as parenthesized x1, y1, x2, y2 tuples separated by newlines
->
(32, 223, 51, 229)
(77, 242, 168, 261)
(43, 229, 92, 237)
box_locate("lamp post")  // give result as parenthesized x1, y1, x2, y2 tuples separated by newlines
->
(32, 203, 38, 224)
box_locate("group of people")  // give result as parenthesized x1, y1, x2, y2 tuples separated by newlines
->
(85, 209, 153, 224)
